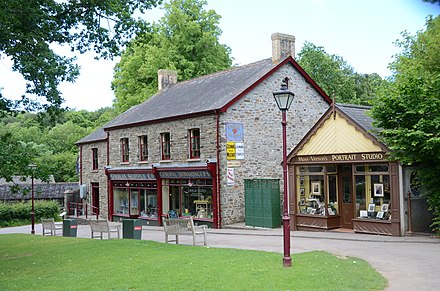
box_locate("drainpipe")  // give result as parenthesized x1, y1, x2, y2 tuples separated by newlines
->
(79, 146, 83, 184)
(215, 111, 222, 228)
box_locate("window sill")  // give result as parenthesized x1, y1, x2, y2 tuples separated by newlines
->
(159, 160, 172, 163)
(138, 161, 149, 164)
(187, 158, 201, 162)
(120, 162, 130, 165)
(91, 170, 99, 173)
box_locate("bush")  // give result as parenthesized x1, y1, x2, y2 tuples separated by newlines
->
(0, 201, 60, 227)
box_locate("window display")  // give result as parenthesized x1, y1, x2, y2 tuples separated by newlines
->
(296, 165, 337, 216)
(164, 179, 213, 219)
(355, 164, 391, 220)
(113, 182, 157, 218)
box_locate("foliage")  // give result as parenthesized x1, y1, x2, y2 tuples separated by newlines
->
(371, 16, 440, 233)
(112, 0, 232, 113)
(0, 107, 113, 183)
(0, 235, 387, 290)
(0, 0, 161, 112)
(0, 201, 60, 227)
(297, 41, 388, 105)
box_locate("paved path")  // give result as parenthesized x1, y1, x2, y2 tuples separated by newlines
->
(1, 223, 439, 291)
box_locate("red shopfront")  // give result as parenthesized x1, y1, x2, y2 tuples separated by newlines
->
(106, 163, 218, 228)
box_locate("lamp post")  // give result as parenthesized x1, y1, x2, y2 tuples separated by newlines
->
(273, 77, 295, 267)
(28, 164, 37, 235)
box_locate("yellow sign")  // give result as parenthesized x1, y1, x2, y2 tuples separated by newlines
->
(226, 142, 236, 160)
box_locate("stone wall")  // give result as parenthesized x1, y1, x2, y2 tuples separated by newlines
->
(218, 63, 329, 225)
(107, 115, 218, 166)
(79, 140, 109, 218)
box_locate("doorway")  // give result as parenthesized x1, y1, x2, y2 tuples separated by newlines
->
(340, 169, 354, 229)
(91, 182, 99, 216)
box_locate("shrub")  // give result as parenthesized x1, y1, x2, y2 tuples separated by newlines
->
(0, 201, 60, 227)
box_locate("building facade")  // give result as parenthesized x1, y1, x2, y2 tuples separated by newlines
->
(76, 33, 331, 228)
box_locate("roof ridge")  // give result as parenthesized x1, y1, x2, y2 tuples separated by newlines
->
(165, 58, 273, 89)
(336, 103, 372, 110)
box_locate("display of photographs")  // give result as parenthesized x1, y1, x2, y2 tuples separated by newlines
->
(312, 182, 321, 196)
(368, 203, 376, 212)
(300, 188, 305, 197)
(360, 210, 368, 218)
(307, 207, 313, 214)
(381, 203, 389, 212)
(309, 208, 316, 214)
(376, 211, 384, 219)
(328, 208, 335, 215)
(374, 183, 384, 197)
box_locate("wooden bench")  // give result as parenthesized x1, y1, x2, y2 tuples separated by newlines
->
(163, 217, 207, 246)
(90, 219, 121, 239)
(41, 218, 63, 236)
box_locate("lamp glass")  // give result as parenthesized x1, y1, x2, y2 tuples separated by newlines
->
(273, 90, 295, 111)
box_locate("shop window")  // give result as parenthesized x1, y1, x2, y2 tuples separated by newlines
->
(114, 182, 157, 218)
(355, 165, 391, 220)
(189, 128, 201, 159)
(92, 148, 98, 170)
(162, 179, 213, 220)
(139, 188, 158, 218)
(114, 188, 129, 215)
(297, 166, 326, 216)
(161, 132, 171, 160)
(121, 138, 129, 163)
(139, 135, 148, 161)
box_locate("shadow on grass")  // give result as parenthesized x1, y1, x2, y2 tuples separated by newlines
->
(0, 234, 387, 290)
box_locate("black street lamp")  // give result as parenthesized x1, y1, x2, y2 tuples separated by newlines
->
(28, 164, 37, 235)
(273, 77, 295, 267)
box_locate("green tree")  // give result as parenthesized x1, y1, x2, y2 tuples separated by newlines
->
(112, 0, 232, 113)
(0, 0, 161, 112)
(297, 41, 386, 105)
(371, 16, 440, 232)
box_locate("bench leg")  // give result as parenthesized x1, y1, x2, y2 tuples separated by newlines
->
(175, 235, 179, 244)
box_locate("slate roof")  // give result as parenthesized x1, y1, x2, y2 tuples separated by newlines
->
(337, 103, 377, 137)
(76, 126, 106, 145)
(104, 58, 276, 130)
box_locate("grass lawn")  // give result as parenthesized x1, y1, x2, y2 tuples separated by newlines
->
(0, 234, 387, 291)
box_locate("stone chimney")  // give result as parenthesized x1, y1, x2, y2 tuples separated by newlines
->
(271, 33, 295, 64)
(158, 69, 177, 91)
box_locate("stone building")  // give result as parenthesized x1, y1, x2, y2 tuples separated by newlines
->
(76, 32, 332, 228)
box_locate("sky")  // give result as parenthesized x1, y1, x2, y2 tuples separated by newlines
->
(0, 0, 439, 111)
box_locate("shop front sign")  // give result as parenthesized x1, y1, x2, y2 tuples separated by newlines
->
(293, 152, 387, 163)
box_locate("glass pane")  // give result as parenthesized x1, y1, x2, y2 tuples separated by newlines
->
(130, 189, 139, 215)
(342, 176, 351, 203)
(328, 175, 338, 215)
(355, 176, 366, 217)
(368, 164, 389, 172)
(114, 188, 129, 215)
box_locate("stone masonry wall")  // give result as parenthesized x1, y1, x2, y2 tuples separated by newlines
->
(107, 115, 218, 167)
(218, 63, 329, 225)
(79, 141, 108, 218)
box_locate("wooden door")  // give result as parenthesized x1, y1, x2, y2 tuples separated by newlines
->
(91, 183, 99, 215)
(340, 174, 354, 228)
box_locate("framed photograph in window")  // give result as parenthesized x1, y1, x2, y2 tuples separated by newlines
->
(309, 208, 316, 214)
(300, 177, 305, 187)
(368, 203, 376, 212)
(311, 182, 321, 196)
(300, 188, 305, 197)
(360, 210, 368, 218)
(381, 204, 389, 212)
(376, 211, 384, 219)
(374, 183, 384, 197)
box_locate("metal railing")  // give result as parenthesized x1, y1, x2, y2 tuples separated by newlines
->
(67, 202, 99, 220)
